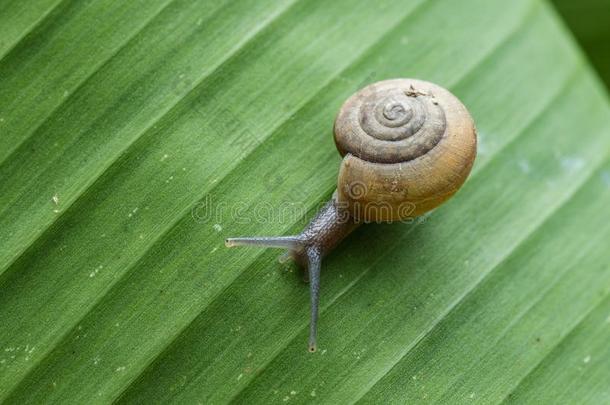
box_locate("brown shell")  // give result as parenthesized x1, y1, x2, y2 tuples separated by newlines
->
(334, 79, 477, 222)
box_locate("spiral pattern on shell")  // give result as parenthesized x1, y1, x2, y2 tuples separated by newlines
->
(338, 81, 446, 163)
(333, 79, 477, 222)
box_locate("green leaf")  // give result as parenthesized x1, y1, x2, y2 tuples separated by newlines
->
(552, 0, 610, 89)
(1, 0, 609, 403)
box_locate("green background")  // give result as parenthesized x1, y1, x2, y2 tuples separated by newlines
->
(553, 0, 610, 88)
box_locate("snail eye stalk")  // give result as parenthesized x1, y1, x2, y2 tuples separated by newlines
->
(306, 247, 322, 353)
(224, 236, 301, 250)
(225, 234, 323, 352)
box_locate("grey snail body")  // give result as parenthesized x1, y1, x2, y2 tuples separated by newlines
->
(226, 79, 477, 352)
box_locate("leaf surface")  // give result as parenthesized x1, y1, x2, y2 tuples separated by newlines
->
(0, 0, 609, 403)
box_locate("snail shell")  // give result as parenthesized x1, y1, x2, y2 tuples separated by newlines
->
(334, 79, 477, 222)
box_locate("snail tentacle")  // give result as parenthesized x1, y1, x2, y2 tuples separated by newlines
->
(224, 236, 302, 250)
(225, 197, 358, 352)
(306, 246, 322, 353)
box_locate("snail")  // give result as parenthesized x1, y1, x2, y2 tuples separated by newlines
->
(226, 79, 477, 352)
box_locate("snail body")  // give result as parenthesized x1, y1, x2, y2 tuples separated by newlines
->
(226, 79, 476, 352)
